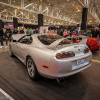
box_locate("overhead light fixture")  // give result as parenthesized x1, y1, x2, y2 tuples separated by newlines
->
(41, 0, 42, 1)
(49, 4, 50, 5)
(13, 1, 15, 2)
(68, 0, 69, 1)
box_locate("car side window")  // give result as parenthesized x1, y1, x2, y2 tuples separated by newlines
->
(19, 36, 33, 44)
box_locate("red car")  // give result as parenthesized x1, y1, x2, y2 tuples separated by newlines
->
(47, 31, 57, 34)
(75, 36, 100, 51)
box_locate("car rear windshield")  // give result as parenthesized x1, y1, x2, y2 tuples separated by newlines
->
(38, 35, 73, 45)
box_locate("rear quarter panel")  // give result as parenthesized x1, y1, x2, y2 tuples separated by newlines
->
(23, 46, 55, 76)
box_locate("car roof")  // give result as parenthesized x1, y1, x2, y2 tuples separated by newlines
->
(12, 34, 31, 41)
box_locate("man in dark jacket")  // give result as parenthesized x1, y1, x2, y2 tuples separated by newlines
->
(36, 28, 39, 33)
(5, 26, 12, 48)
(0, 27, 4, 48)
(91, 27, 99, 38)
(57, 29, 61, 35)
(20, 28, 24, 34)
(13, 28, 18, 34)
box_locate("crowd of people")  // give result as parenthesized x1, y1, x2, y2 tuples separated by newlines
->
(0, 26, 100, 49)
(0, 26, 39, 48)
(53, 28, 79, 37)
(53, 27, 100, 38)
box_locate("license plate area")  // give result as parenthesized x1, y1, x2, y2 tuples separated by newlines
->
(77, 59, 84, 66)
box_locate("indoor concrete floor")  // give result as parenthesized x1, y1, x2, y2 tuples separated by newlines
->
(0, 42, 100, 100)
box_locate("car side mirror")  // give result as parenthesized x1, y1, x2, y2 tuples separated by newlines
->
(13, 40, 17, 42)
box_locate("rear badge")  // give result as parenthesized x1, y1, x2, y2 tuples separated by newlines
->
(74, 45, 82, 48)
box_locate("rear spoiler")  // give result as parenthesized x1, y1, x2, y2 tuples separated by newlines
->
(47, 36, 88, 50)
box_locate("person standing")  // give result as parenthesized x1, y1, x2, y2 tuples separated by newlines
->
(0, 27, 4, 48)
(36, 28, 39, 33)
(5, 26, 12, 48)
(13, 28, 18, 34)
(20, 28, 24, 34)
(27, 28, 30, 34)
(91, 27, 99, 38)
(57, 29, 61, 35)
(60, 29, 63, 36)
(75, 28, 79, 35)
(24, 28, 26, 34)
(67, 30, 70, 34)
(33, 29, 36, 34)
(63, 29, 68, 37)
(55, 29, 57, 34)
(30, 28, 33, 35)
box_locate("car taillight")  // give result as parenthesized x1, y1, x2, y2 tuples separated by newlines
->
(84, 48, 89, 53)
(56, 51, 75, 59)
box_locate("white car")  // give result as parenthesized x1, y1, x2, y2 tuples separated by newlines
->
(9, 34, 92, 83)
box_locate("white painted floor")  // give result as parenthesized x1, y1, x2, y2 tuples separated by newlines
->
(0, 88, 14, 100)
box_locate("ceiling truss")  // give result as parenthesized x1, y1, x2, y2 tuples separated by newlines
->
(0, 0, 77, 25)
(0, 0, 99, 26)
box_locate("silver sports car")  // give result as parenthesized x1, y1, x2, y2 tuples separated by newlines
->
(9, 34, 92, 81)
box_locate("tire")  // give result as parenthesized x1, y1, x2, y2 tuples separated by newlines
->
(9, 46, 14, 57)
(26, 57, 40, 80)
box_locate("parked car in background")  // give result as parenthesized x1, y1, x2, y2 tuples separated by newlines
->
(47, 31, 57, 34)
(75, 35, 100, 51)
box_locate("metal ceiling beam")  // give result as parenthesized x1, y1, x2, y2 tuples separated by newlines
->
(78, 0, 100, 23)
(0, 1, 77, 25)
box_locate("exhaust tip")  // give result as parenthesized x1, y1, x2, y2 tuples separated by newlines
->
(57, 77, 65, 84)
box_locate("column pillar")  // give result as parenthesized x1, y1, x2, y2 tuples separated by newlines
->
(0, 20, 3, 28)
(99, 24, 100, 28)
(81, 7, 88, 31)
(77, 24, 79, 27)
(13, 17, 18, 28)
(38, 14, 43, 28)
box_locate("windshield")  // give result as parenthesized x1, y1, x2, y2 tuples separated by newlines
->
(38, 35, 73, 45)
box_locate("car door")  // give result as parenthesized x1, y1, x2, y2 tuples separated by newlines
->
(11, 40, 17, 54)
(16, 35, 32, 62)
(16, 43, 24, 62)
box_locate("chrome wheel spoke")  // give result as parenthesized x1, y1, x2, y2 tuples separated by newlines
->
(27, 59, 35, 77)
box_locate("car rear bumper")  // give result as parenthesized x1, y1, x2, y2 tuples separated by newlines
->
(48, 52, 92, 79)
